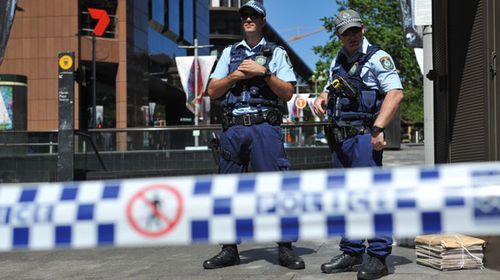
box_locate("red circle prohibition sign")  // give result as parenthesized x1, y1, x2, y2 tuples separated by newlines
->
(126, 184, 184, 237)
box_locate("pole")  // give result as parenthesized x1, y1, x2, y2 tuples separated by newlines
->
(178, 38, 213, 147)
(194, 38, 199, 146)
(92, 33, 97, 128)
(57, 52, 75, 181)
(423, 25, 434, 165)
(296, 84, 303, 146)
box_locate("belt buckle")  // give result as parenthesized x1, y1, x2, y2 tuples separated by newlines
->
(243, 115, 252, 126)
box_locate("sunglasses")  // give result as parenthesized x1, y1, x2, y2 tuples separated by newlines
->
(340, 27, 362, 37)
(240, 12, 262, 20)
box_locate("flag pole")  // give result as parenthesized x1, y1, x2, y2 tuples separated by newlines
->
(179, 38, 213, 146)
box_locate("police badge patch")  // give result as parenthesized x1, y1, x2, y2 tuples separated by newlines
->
(379, 56, 395, 70)
(255, 55, 267, 65)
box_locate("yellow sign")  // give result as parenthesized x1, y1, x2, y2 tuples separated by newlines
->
(59, 55, 73, 70)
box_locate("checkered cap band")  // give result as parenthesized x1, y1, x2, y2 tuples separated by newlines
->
(334, 9, 363, 34)
(239, 1, 266, 17)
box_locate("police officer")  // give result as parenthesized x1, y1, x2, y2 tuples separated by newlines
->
(203, 0, 304, 270)
(313, 9, 404, 280)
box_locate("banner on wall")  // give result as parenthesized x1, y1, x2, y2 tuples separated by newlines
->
(0, 86, 13, 130)
(175, 56, 217, 114)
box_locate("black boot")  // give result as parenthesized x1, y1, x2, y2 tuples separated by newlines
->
(203, 245, 240, 269)
(320, 252, 363, 273)
(357, 254, 388, 280)
(278, 243, 305, 269)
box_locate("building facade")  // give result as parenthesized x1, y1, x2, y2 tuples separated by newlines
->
(0, 0, 209, 131)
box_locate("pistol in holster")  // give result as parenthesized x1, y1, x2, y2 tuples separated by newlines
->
(328, 75, 358, 99)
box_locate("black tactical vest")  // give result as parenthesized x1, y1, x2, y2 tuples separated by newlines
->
(327, 45, 383, 127)
(221, 42, 282, 113)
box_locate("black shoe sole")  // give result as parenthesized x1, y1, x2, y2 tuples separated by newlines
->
(357, 270, 389, 280)
(203, 259, 240, 269)
(278, 259, 305, 270)
(321, 263, 362, 274)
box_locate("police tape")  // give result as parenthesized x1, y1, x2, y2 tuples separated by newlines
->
(1, 162, 500, 251)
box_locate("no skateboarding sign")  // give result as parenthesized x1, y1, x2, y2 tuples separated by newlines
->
(126, 184, 184, 238)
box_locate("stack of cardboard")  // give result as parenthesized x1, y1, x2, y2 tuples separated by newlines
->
(415, 234, 485, 271)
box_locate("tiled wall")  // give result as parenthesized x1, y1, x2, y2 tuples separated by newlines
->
(0, 0, 79, 130)
(0, 0, 128, 132)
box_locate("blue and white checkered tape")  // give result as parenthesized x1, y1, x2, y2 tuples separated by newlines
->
(1, 162, 500, 251)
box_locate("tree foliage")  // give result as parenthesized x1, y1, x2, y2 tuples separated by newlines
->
(313, 0, 423, 123)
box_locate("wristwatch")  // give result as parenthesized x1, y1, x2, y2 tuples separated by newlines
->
(263, 68, 272, 78)
(371, 125, 385, 136)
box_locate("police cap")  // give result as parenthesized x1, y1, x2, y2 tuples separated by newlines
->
(334, 9, 363, 35)
(239, 0, 266, 17)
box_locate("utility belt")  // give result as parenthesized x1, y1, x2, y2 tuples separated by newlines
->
(222, 109, 282, 130)
(325, 124, 369, 151)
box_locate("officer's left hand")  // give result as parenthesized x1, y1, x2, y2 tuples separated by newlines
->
(371, 132, 386, 151)
(237, 59, 267, 78)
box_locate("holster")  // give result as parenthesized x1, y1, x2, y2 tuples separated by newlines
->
(208, 132, 221, 166)
(207, 131, 244, 165)
(324, 124, 368, 152)
(324, 125, 337, 153)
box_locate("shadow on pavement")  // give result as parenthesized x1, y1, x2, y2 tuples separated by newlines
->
(386, 254, 413, 274)
(239, 245, 316, 265)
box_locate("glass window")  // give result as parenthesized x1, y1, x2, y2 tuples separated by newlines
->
(168, 0, 180, 35)
(183, 0, 194, 43)
(152, 0, 164, 24)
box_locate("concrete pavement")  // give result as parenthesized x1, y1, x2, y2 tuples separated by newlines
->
(1, 239, 499, 279)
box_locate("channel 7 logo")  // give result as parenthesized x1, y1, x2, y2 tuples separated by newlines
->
(474, 196, 500, 219)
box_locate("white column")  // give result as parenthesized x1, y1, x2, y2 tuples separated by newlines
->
(423, 25, 434, 165)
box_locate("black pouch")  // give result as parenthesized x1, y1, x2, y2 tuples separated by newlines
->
(265, 110, 282, 125)
(324, 125, 340, 153)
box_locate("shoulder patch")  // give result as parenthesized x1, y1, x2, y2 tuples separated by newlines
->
(379, 56, 395, 71)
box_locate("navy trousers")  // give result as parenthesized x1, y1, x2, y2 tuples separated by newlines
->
(219, 122, 293, 245)
(332, 133, 392, 257)
(219, 122, 290, 173)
